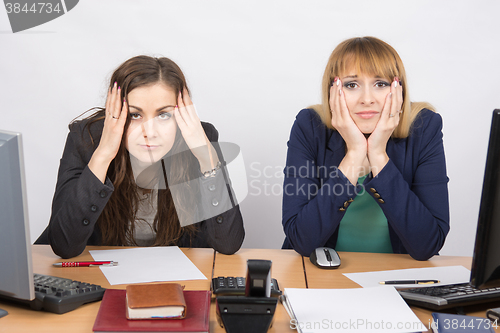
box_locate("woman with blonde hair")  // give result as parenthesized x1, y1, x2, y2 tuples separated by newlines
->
(282, 37, 449, 260)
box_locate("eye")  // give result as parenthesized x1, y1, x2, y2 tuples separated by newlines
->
(343, 82, 358, 89)
(375, 80, 390, 88)
(158, 112, 172, 120)
(130, 113, 142, 120)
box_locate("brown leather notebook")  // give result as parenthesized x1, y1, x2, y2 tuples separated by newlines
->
(125, 283, 186, 320)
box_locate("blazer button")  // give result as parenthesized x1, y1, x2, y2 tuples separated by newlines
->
(212, 199, 219, 207)
(373, 193, 381, 199)
(216, 216, 223, 224)
(343, 201, 349, 208)
(377, 198, 385, 204)
(82, 219, 90, 226)
(208, 184, 216, 192)
(339, 207, 346, 212)
(370, 188, 377, 193)
(91, 205, 98, 212)
(99, 190, 107, 198)
(348, 198, 354, 203)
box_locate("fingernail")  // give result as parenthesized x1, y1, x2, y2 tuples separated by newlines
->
(389, 92, 392, 97)
(393, 81, 398, 88)
(336, 79, 340, 87)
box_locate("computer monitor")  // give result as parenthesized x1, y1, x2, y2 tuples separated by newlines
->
(470, 109, 500, 289)
(0, 130, 34, 301)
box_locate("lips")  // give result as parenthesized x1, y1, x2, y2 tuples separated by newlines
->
(139, 144, 160, 150)
(355, 111, 379, 119)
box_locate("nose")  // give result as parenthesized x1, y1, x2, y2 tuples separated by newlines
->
(141, 117, 158, 140)
(360, 87, 375, 105)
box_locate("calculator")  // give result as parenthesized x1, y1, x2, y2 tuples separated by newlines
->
(211, 276, 282, 297)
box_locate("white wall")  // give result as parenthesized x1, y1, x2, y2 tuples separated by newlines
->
(1, 0, 499, 256)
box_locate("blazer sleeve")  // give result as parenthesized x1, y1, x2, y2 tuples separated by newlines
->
(47, 122, 114, 259)
(197, 122, 245, 254)
(282, 110, 362, 256)
(364, 111, 450, 260)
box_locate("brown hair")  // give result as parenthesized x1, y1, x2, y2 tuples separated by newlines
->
(81, 56, 197, 246)
(314, 36, 434, 138)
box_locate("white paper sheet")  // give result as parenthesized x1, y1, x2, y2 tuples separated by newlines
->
(89, 246, 207, 285)
(283, 287, 426, 333)
(343, 265, 470, 289)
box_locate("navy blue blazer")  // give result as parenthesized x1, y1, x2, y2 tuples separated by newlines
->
(281, 108, 450, 260)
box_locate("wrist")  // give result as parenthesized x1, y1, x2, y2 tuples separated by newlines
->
(200, 161, 222, 178)
(194, 144, 219, 172)
(93, 146, 115, 166)
(368, 153, 389, 177)
(345, 146, 367, 159)
(339, 155, 367, 186)
(88, 151, 113, 184)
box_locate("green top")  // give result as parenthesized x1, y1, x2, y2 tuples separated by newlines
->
(335, 175, 393, 253)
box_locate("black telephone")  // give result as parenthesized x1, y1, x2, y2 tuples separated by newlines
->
(211, 276, 281, 297)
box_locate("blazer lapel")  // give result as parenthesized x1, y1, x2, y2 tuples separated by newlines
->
(325, 130, 346, 176)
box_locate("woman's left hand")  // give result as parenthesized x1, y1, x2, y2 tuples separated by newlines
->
(175, 89, 219, 172)
(367, 78, 403, 175)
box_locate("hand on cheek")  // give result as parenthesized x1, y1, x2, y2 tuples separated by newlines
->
(174, 89, 218, 172)
(367, 77, 403, 175)
(330, 77, 369, 185)
(88, 83, 128, 183)
(329, 77, 367, 155)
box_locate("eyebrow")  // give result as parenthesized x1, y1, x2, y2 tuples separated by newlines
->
(342, 74, 385, 79)
(128, 105, 176, 112)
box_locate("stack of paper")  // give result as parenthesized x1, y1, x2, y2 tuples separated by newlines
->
(283, 287, 426, 333)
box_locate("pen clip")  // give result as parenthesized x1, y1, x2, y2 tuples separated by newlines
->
(90, 262, 117, 267)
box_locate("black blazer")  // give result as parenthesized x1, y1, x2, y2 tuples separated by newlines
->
(36, 117, 244, 258)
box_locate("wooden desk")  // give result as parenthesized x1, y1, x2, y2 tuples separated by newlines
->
(0, 245, 215, 333)
(304, 251, 500, 332)
(2, 246, 499, 333)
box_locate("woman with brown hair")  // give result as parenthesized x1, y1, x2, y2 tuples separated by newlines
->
(37, 55, 244, 258)
(282, 37, 449, 260)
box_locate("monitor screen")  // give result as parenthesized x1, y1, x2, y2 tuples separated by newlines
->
(470, 109, 500, 289)
(0, 130, 34, 300)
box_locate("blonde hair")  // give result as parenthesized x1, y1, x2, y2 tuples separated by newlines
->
(313, 36, 433, 138)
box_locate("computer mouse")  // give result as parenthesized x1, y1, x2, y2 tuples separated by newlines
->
(309, 247, 341, 269)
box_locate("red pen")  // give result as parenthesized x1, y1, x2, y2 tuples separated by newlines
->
(52, 261, 118, 267)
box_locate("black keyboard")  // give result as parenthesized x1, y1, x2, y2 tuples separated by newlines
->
(211, 276, 282, 297)
(398, 282, 500, 310)
(0, 273, 105, 314)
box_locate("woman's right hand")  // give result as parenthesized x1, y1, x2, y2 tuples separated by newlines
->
(330, 78, 368, 185)
(88, 82, 128, 183)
